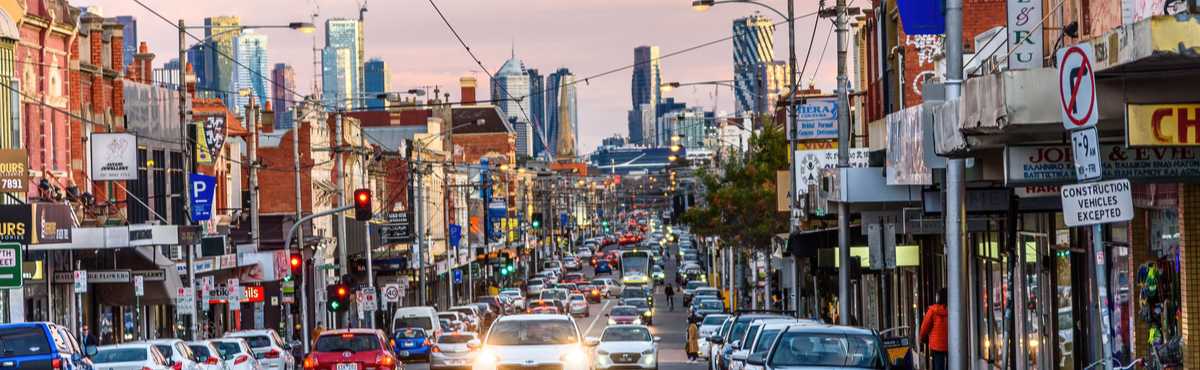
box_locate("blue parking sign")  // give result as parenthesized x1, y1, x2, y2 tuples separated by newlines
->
(189, 173, 217, 222)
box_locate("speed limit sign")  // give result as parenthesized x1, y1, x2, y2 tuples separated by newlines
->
(382, 284, 401, 303)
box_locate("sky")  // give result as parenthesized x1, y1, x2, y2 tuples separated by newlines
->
(83, 0, 841, 154)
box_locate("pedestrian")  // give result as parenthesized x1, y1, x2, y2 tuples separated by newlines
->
(685, 320, 700, 361)
(80, 325, 98, 348)
(664, 284, 676, 311)
(919, 288, 949, 370)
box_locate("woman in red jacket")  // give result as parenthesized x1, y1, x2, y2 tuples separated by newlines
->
(920, 288, 948, 370)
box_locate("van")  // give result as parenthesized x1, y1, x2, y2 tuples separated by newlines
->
(392, 306, 440, 336)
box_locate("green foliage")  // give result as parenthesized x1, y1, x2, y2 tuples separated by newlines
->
(682, 124, 789, 249)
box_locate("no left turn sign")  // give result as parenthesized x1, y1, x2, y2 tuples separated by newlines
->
(1057, 43, 1099, 130)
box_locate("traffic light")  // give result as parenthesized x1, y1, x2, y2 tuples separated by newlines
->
(531, 212, 543, 229)
(326, 283, 350, 312)
(353, 189, 372, 221)
(284, 252, 303, 283)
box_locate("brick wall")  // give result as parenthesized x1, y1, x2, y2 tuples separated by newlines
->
(257, 121, 315, 214)
(1181, 184, 1200, 369)
(896, 0, 1005, 107)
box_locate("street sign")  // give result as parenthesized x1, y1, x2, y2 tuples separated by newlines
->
(448, 224, 462, 248)
(0, 243, 21, 289)
(382, 284, 401, 303)
(176, 287, 195, 315)
(381, 212, 414, 243)
(453, 269, 463, 284)
(1061, 179, 1134, 227)
(1071, 127, 1102, 181)
(360, 288, 378, 311)
(1057, 43, 1099, 130)
(133, 275, 144, 297)
(189, 173, 217, 222)
(73, 270, 87, 293)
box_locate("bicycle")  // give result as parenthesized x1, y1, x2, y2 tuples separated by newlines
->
(1083, 357, 1141, 370)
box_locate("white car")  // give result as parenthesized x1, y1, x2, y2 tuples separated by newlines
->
(576, 249, 594, 259)
(586, 325, 660, 370)
(92, 343, 172, 370)
(500, 289, 526, 310)
(225, 330, 295, 370)
(473, 314, 589, 370)
(591, 278, 621, 297)
(563, 259, 581, 271)
(147, 339, 202, 370)
(430, 332, 481, 370)
(567, 294, 590, 317)
(697, 314, 730, 358)
(526, 278, 547, 296)
(186, 341, 227, 370)
(209, 338, 262, 370)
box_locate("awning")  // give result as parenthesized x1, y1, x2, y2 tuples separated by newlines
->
(785, 225, 865, 258)
(29, 225, 179, 251)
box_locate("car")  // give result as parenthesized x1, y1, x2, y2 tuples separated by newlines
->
(392, 327, 433, 361)
(585, 325, 660, 370)
(303, 328, 398, 370)
(606, 306, 645, 326)
(576, 248, 594, 259)
(561, 272, 586, 285)
(594, 260, 613, 274)
(558, 283, 580, 294)
(619, 286, 653, 307)
(530, 306, 561, 314)
(450, 305, 483, 332)
(225, 329, 296, 370)
(538, 289, 571, 312)
(392, 306, 442, 339)
(683, 281, 708, 298)
(650, 266, 666, 283)
(745, 324, 886, 370)
(526, 278, 547, 296)
(526, 299, 560, 313)
(733, 322, 800, 370)
(499, 289, 526, 311)
(707, 314, 794, 370)
(148, 338, 202, 370)
(187, 341, 228, 370)
(430, 332, 480, 370)
(689, 299, 727, 323)
(591, 278, 621, 297)
(697, 314, 730, 358)
(0, 322, 95, 370)
(477, 296, 508, 316)
(208, 338, 260, 370)
(472, 303, 498, 327)
(567, 294, 590, 317)
(580, 284, 603, 303)
(728, 320, 800, 370)
(690, 287, 721, 306)
(621, 298, 654, 325)
(439, 312, 468, 332)
(471, 314, 588, 370)
(563, 258, 582, 271)
(92, 343, 170, 370)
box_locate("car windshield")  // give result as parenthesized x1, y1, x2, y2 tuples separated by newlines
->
(769, 332, 882, 368)
(486, 320, 577, 346)
(153, 344, 173, 357)
(570, 295, 586, 302)
(188, 345, 212, 358)
(93, 348, 148, 363)
(316, 334, 382, 353)
(236, 336, 272, 349)
(703, 315, 730, 326)
(530, 300, 555, 308)
(627, 300, 649, 309)
(698, 300, 723, 309)
(0, 327, 52, 356)
(438, 334, 475, 344)
(394, 317, 433, 332)
(611, 307, 640, 316)
(540, 290, 567, 301)
(621, 289, 646, 299)
(396, 328, 427, 339)
(529, 279, 544, 286)
(212, 342, 242, 359)
(601, 327, 652, 342)
(752, 329, 783, 354)
(687, 282, 706, 290)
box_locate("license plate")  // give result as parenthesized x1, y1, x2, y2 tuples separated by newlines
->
(399, 351, 410, 357)
(337, 364, 358, 370)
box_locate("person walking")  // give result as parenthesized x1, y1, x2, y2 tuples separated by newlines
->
(80, 325, 98, 348)
(919, 288, 949, 370)
(664, 284, 676, 311)
(686, 320, 700, 362)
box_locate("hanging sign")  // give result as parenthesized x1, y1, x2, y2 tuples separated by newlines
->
(1060, 179, 1134, 227)
(0, 150, 28, 192)
(90, 133, 138, 180)
(0, 243, 21, 289)
(1125, 103, 1200, 146)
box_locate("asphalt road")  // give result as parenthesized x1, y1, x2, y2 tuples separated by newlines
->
(406, 241, 705, 370)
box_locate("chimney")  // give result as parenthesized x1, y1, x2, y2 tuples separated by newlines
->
(135, 42, 154, 83)
(460, 76, 476, 105)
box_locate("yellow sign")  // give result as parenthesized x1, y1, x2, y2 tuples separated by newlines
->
(195, 123, 214, 163)
(1126, 103, 1200, 146)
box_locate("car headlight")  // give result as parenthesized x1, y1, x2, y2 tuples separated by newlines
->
(473, 350, 499, 370)
(633, 318, 643, 325)
(595, 352, 612, 367)
(642, 310, 653, 317)
(561, 347, 588, 370)
(608, 319, 617, 325)
(639, 353, 656, 366)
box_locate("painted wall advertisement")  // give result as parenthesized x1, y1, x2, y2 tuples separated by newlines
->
(793, 149, 871, 195)
(1125, 103, 1200, 146)
(792, 97, 838, 140)
(89, 133, 138, 181)
(1005, 144, 1200, 185)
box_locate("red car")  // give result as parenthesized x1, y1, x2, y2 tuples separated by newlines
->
(562, 273, 586, 285)
(304, 329, 400, 370)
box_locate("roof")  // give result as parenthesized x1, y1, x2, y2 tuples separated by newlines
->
(781, 323, 876, 336)
(496, 56, 524, 76)
(494, 313, 574, 322)
(451, 106, 514, 134)
(319, 328, 384, 335)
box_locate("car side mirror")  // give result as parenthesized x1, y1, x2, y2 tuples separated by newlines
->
(584, 337, 601, 347)
(732, 350, 749, 361)
(747, 353, 766, 366)
(467, 339, 483, 349)
(708, 336, 724, 345)
(730, 340, 742, 349)
(84, 345, 98, 357)
(653, 336, 662, 343)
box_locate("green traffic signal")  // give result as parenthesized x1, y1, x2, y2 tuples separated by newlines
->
(328, 300, 341, 311)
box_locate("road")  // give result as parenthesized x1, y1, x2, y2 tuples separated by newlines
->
(406, 241, 704, 370)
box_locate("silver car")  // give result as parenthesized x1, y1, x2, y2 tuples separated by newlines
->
(430, 332, 481, 370)
(745, 324, 887, 370)
(586, 325, 660, 370)
(472, 314, 589, 370)
(91, 343, 171, 370)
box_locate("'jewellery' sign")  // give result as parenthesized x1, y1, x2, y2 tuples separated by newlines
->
(1005, 144, 1200, 185)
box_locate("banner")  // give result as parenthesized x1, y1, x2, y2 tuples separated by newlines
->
(89, 133, 138, 181)
(195, 123, 212, 164)
(202, 115, 227, 163)
(0, 205, 30, 244)
(0, 150, 27, 192)
(32, 204, 72, 244)
(1126, 103, 1200, 146)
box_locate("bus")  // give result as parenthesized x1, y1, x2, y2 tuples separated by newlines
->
(620, 250, 652, 286)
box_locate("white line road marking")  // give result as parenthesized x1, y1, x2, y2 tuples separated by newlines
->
(584, 298, 614, 337)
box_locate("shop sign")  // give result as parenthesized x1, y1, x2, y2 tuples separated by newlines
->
(133, 275, 143, 297)
(0, 243, 22, 289)
(21, 260, 43, 280)
(133, 269, 166, 282)
(240, 286, 264, 303)
(0, 204, 30, 244)
(1061, 179, 1134, 227)
(32, 204, 72, 244)
(1008, 0, 1044, 70)
(128, 225, 154, 245)
(1126, 103, 1200, 146)
(1004, 144, 1200, 185)
(177, 225, 201, 246)
(791, 97, 839, 140)
(89, 133, 138, 181)
(54, 270, 131, 284)
(192, 259, 215, 274)
(0, 150, 28, 192)
(793, 149, 870, 195)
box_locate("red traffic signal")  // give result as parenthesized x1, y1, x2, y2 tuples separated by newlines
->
(289, 253, 302, 273)
(353, 189, 372, 221)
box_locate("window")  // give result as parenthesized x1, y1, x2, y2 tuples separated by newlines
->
(238, 336, 272, 349)
(486, 320, 577, 346)
(189, 345, 212, 358)
(153, 344, 173, 358)
(0, 326, 51, 356)
(437, 334, 475, 344)
(702, 315, 729, 326)
(213, 341, 242, 360)
(601, 327, 652, 342)
(315, 334, 382, 353)
(768, 332, 883, 369)
(93, 348, 148, 363)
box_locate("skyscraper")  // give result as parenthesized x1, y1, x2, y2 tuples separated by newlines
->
(733, 15, 775, 114)
(364, 58, 390, 111)
(322, 19, 362, 109)
(513, 121, 533, 158)
(491, 53, 530, 121)
(234, 31, 270, 116)
(113, 16, 137, 68)
(526, 68, 546, 157)
(545, 68, 577, 157)
(629, 46, 661, 145)
(205, 16, 241, 111)
(272, 63, 297, 129)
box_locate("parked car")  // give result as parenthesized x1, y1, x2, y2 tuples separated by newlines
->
(689, 299, 727, 323)
(0, 322, 95, 370)
(585, 325, 660, 370)
(148, 339, 204, 370)
(728, 320, 798, 370)
(187, 341, 228, 370)
(697, 314, 730, 358)
(472, 314, 588, 370)
(744, 324, 886, 370)
(429, 332, 480, 370)
(224, 329, 296, 370)
(689, 287, 721, 307)
(392, 327, 433, 361)
(733, 322, 798, 370)
(707, 314, 794, 370)
(92, 343, 169, 370)
(304, 329, 398, 370)
(567, 294, 590, 317)
(208, 338, 260, 370)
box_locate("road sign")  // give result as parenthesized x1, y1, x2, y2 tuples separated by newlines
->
(382, 284, 401, 303)
(453, 269, 463, 284)
(133, 275, 144, 297)
(1071, 127, 1102, 181)
(361, 288, 378, 311)
(189, 173, 217, 222)
(0, 243, 21, 289)
(1061, 179, 1133, 227)
(448, 224, 462, 248)
(74, 270, 87, 293)
(176, 287, 195, 315)
(381, 211, 414, 243)
(1057, 43, 1099, 130)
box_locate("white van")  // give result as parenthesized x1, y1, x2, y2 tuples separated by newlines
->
(392, 306, 440, 336)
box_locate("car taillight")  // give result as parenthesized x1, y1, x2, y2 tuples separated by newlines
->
(172, 362, 183, 370)
(303, 355, 318, 369)
(141, 367, 154, 370)
(235, 354, 251, 364)
(264, 349, 281, 358)
(206, 356, 220, 365)
(51, 359, 62, 369)
(431, 345, 441, 353)
(423, 338, 432, 347)
(379, 354, 396, 367)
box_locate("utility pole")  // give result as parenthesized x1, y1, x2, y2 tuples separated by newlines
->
(834, 0, 852, 326)
(334, 111, 348, 327)
(785, 0, 800, 316)
(248, 97, 260, 253)
(445, 171, 454, 308)
(293, 99, 311, 352)
(944, 0, 968, 368)
(177, 19, 199, 341)
(360, 116, 376, 328)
